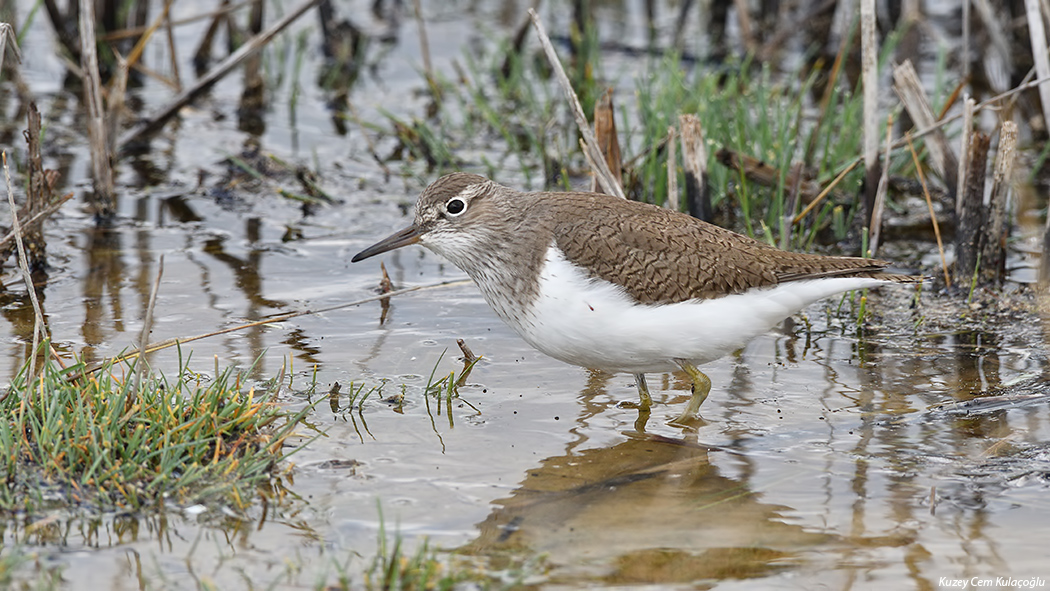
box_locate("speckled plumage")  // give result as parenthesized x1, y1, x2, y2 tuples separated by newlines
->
(352, 172, 920, 419)
(403, 173, 915, 309)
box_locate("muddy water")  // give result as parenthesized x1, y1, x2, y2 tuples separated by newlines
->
(4, 1, 1050, 589)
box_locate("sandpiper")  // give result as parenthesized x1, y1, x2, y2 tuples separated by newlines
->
(352, 173, 918, 424)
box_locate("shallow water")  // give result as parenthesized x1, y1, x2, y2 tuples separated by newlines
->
(3, 1, 1050, 589)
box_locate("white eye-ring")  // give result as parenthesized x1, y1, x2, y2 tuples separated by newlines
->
(445, 198, 466, 216)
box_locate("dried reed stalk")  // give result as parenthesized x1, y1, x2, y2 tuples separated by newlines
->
(1025, 0, 1050, 133)
(980, 122, 1018, 284)
(892, 60, 958, 194)
(956, 97, 974, 216)
(590, 89, 622, 194)
(3, 153, 47, 384)
(528, 8, 624, 199)
(133, 255, 165, 402)
(80, 279, 472, 376)
(120, 0, 322, 150)
(861, 0, 879, 227)
(79, 0, 116, 220)
(678, 114, 709, 221)
(905, 134, 950, 287)
(868, 115, 894, 256)
(791, 160, 861, 225)
(412, 0, 437, 100)
(666, 126, 678, 211)
(955, 130, 990, 286)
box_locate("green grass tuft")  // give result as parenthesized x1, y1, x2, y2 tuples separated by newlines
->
(0, 345, 308, 515)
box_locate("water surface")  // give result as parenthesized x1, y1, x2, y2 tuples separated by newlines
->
(3, 1, 1049, 589)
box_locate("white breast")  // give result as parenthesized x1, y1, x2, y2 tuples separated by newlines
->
(488, 245, 891, 374)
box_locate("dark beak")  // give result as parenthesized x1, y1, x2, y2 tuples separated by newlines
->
(351, 224, 422, 262)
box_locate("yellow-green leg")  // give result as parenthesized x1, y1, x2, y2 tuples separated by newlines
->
(669, 360, 712, 426)
(628, 373, 653, 432)
(633, 373, 653, 411)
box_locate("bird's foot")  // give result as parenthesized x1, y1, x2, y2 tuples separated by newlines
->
(670, 360, 713, 429)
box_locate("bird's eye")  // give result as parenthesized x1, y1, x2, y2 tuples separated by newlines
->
(446, 198, 466, 216)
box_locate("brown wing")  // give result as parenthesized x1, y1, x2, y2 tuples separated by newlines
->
(547, 192, 909, 305)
